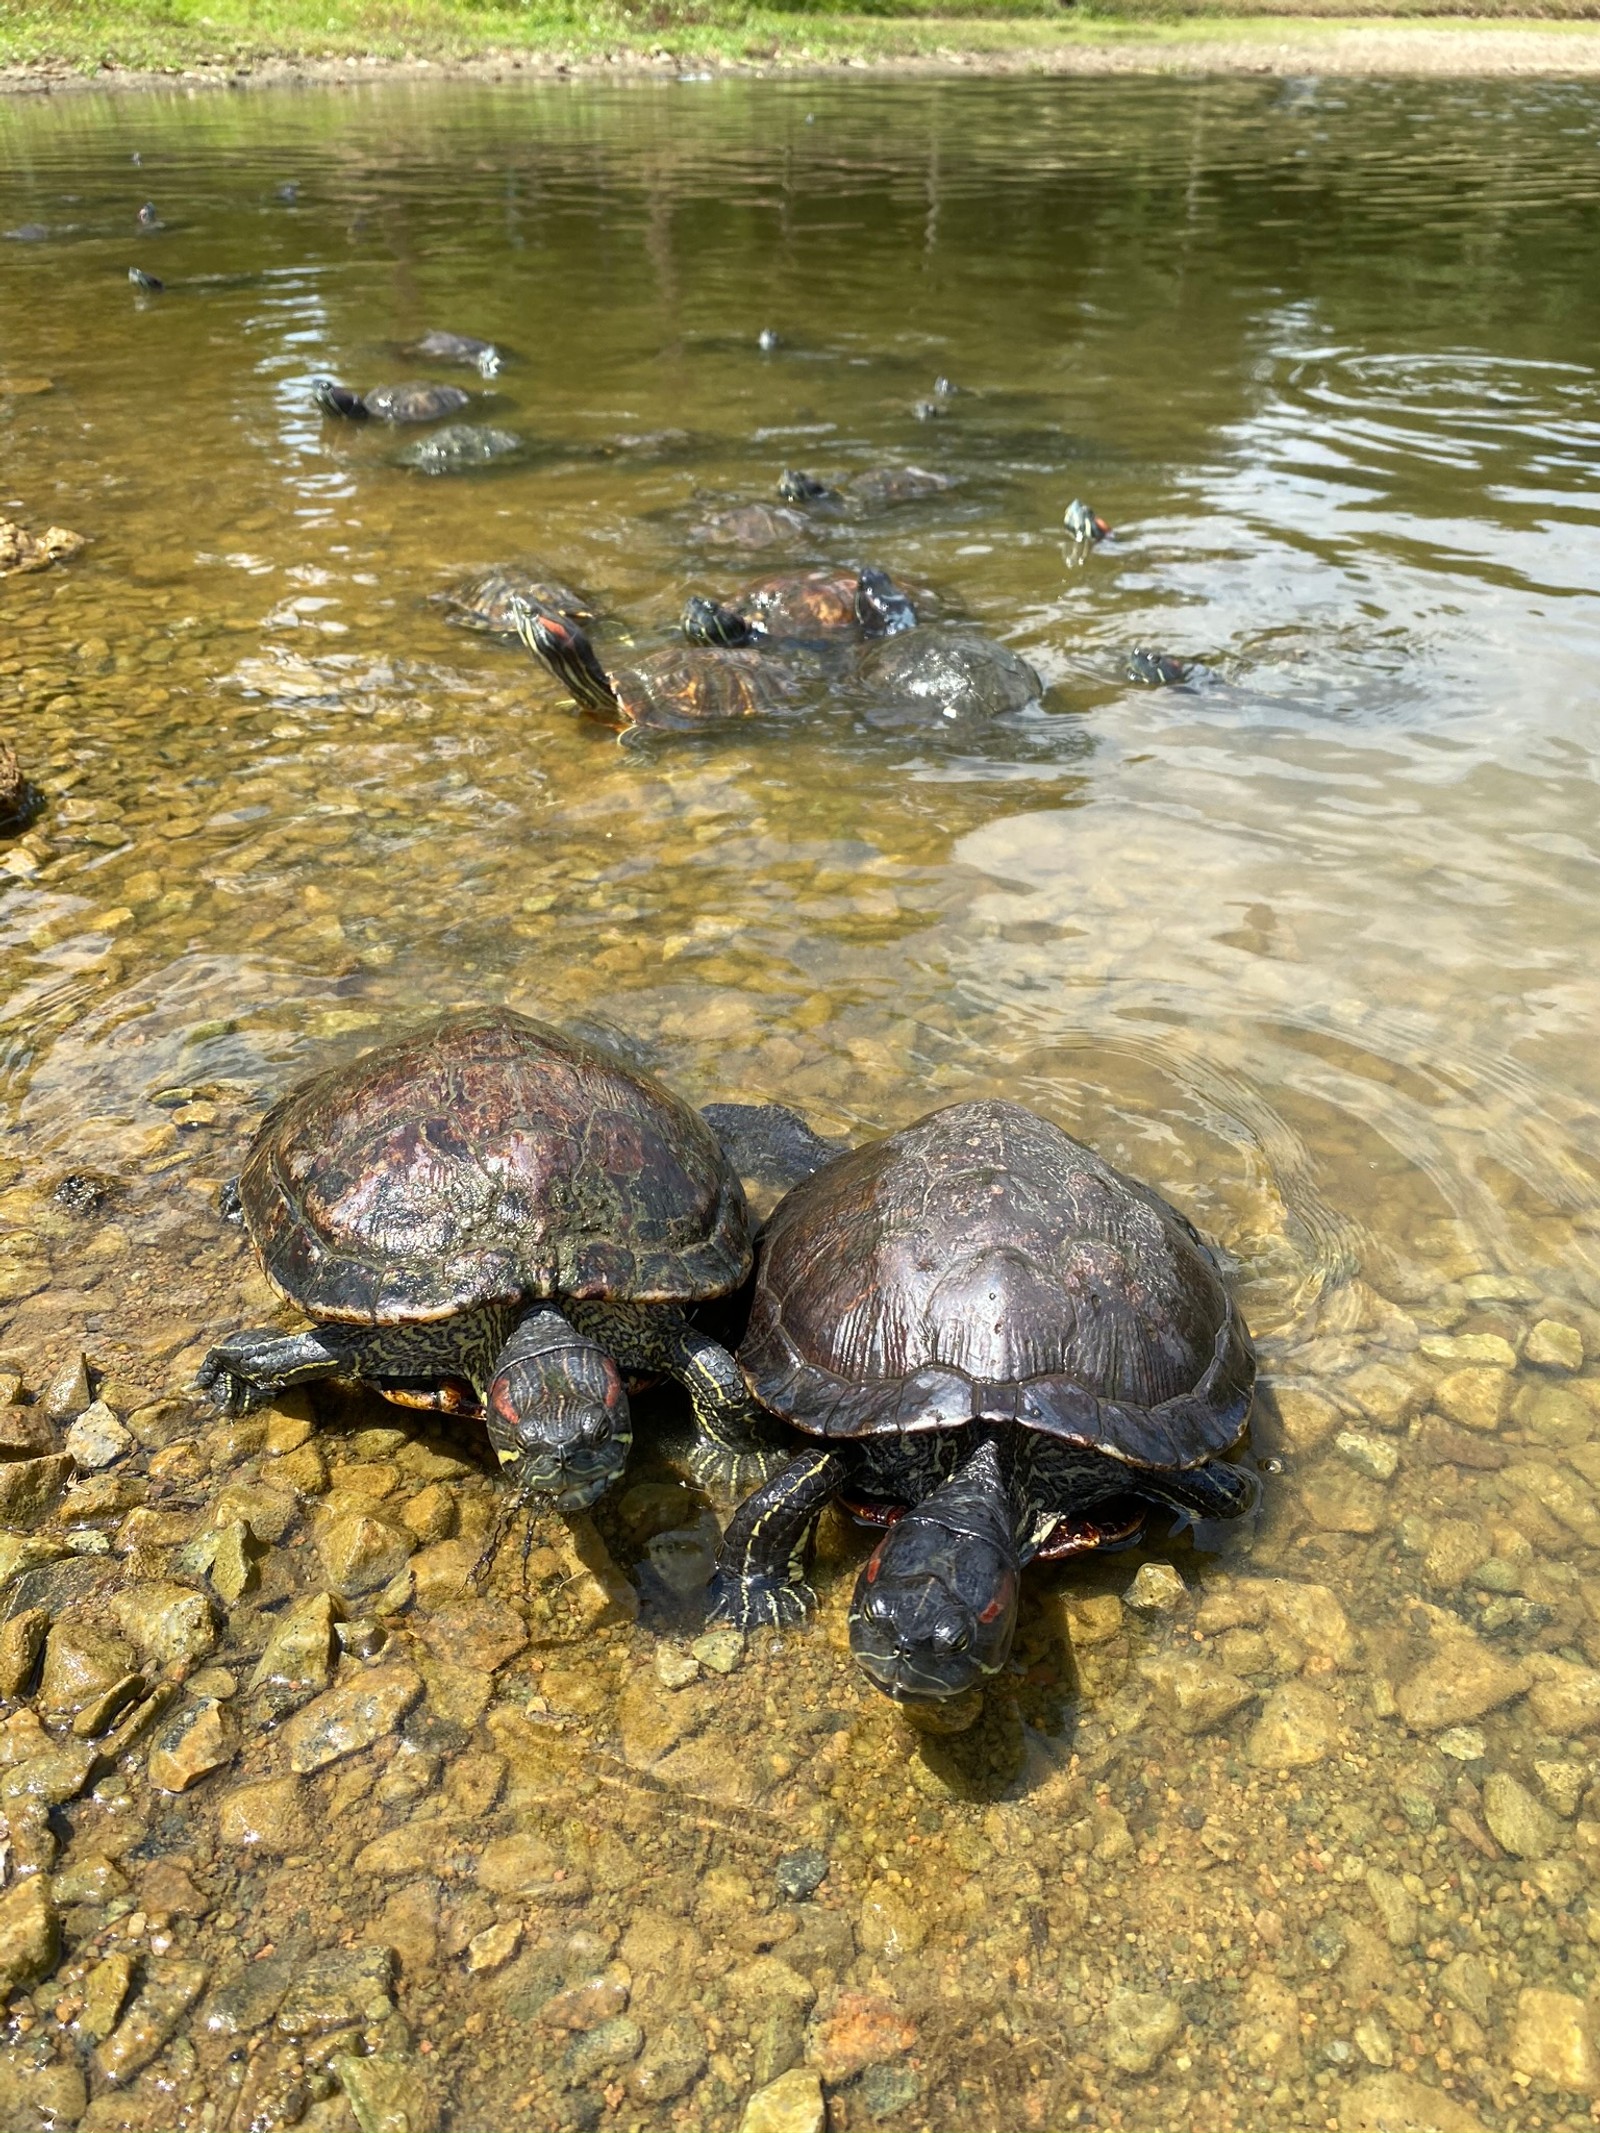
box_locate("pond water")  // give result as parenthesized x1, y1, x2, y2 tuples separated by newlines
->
(5, 69, 1600, 2133)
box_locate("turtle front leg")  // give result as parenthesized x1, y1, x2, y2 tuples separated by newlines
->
(569, 1301, 788, 1498)
(706, 1447, 857, 1629)
(196, 1326, 354, 1413)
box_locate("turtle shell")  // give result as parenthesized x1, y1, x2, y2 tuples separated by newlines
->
(614, 645, 800, 732)
(737, 568, 861, 639)
(740, 1099, 1254, 1474)
(240, 1008, 750, 1325)
(433, 564, 594, 634)
(362, 382, 471, 423)
(858, 633, 1040, 722)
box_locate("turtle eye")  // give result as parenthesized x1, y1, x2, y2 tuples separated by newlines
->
(933, 1616, 971, 1653)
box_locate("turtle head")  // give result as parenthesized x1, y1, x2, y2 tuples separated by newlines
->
(313, 378, 368, 421)
(682, 596, 756, 648)
(778, 468, 833, 505)
(846, 1441, 1021, 1704)
(1063, 497, 1110, 543)
(486, 1310, 632, 1512)
(855, 569, 917, 638)
(511, 602, 622, 721)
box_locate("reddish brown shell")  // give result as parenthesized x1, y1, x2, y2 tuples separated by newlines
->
(740, 1099, 1254, 1474)
(241, 1008, 750, 1325)
(738, 568, 861, 639)
(614, 645, 798, 731)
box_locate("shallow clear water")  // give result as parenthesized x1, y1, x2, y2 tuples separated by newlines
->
(4, 72, 1600, 2133)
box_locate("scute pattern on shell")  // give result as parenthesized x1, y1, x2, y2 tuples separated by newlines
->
(240, 1008, 750, 1324)
(615, 645, 797, 731)
(741, 1099, 1254, 1471)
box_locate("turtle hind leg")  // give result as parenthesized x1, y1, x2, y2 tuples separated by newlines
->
(706, 1447, 855, 1630)
(195, 1325, 352, 1413)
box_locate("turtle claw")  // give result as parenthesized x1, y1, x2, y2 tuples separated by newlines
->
(705, 1569, 814, 1632)
(685, 1435, 791, 1502)
(194, 1347, 274, 1415)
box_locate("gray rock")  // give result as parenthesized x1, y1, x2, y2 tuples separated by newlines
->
(283, 1664, 422, 1773)
(1335, 1430, 1399, 1483)
(331, 2047, 440, 2133)
(204, 1953, 297, 2035)
(563, 2014, 644, 2083)
(1125, 1562, 1186, 1613)
(64, 1400, 132, 1470)
(1102, 1988, 1181, 2073)
(43, 1352, 91, 1422)
(775, 1848, 829, 1901)
(398, 424, 523, 473)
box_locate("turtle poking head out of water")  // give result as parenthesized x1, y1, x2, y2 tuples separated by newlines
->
(431, 564, 594, 636)
(313, 378, 470, 424)
(514, 604, 801, 734)
(709, 1099, 1259, 1706)
(682, 566, 916, 649)
(198, 1008, 795, 1511)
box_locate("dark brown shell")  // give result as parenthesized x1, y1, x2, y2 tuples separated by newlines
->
(615, 645, 798, 732)
(738, 569, 860, 638)
(362, 382, 470, 423)
(241, 1008, 750, 1325)
(740, 1099, 1254, 1473)
(433, 565, 594, 634)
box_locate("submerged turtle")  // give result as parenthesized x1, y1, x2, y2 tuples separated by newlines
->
(431, 564, 594, 635)
(1125, 647, 1190, 687)
(314, 378, 470, 424)
(198, 1008, 797, 1510)
(689, 502, 811, 551)
(683, 566, 915, 649)
(515, 605, 803, 735)
(857, 630, 1041, 724)
(709, 1099, 1259, 1705)
(0, 744, 39, 833)
(398, 425, 523, 473)
(411, 330, 503, 377)
(779, 466, 955, 511)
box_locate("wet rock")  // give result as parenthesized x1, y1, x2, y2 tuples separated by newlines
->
(1435, 1725, 1486, 1762)
(318, 1511, 415, 1596)
(0, 2049, 85, 2133)
(78, 1951, 135, 2044)
(1343, 1362, 1425, 1430)
(655, 1645, 699, 1689)
(1527, 1657, 1600, 1736)
(466, 1920, 522, 1974)
(1365, 1867, 1418, 1947)
(856, 1886, 927, 1960)
(1101, 1988, 1181, 2074)
(628, 2015, 707, 2103)
(277, 1945, 395, 2037)
(0, 1406, 55, 1456)
(1422, 1332, 1517, 1369)
(64, 1401, 131, 1471)
(0, 1453, 74, 1526)
(740, 2068, 824, 2133)
(283, 1663, 422, 1772)
(564, 2014, 643, 2082)
(476, 1833, 584, 1900)
(43, 1353, 91, 1422)
(355, 1820, 449, 1879)
(1439, 1952, 1493, 2024)
(1527, 1320, 1584, 1371)
(1520, 1384, 1594, 1448)
(543, 1971, 631, 2030)
(1299, 1464, 1385, 1533)
(620, 1913, 704, 2013)
(1125, 1562, 1185, 1612)
(208, 1520, 260, 1603)
(1354, 2015, 1393, 2068)
(1273, 1386, 1341, 1453)
(204, 1953, 295, 2036)
(248, 1590, 339, 1703)
(1062, 1593, 1123, 1645)
(400, 1483, 457, 1544)
(1335, 1430, 1399, 1482)
(1434, 1368, 1510, 1433)
(619, 1674, 709, 1767)
(0, 1606, 47, 1698)
(219, 1774, 311, 1853)
(1534, 1757, 1588, 1818)
(113, 1581, 218, 1670)
(1510, 1987, 1600, 2094)
(1246, 1681, 1340, 1768)
(809, 1992, 917, 2085)
(94, 1958, 206, 2084)
(375, 1881, 438, 1976)
(332, 2048, 440, 2133)
(148, 1698, 233, 1792)
(414, 1598, 526, 1675)
(71, 1671, 146, 1740)
(775, 1849, 828, 1901)
(1394, 1633, 1528, 1730)
(1236, 1973, 1304, 2076)
(39, 1621, 134, 1716)
(0, 1877, 58, 2003)
(691, 1626, 745, 1674)
(1338, 2072, 1487, 2132)
(1483, 1770, 1562, 1858)
(1139, 1655, 1255, 1737)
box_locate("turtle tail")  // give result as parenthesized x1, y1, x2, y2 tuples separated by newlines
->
(512, 602, 623, 721)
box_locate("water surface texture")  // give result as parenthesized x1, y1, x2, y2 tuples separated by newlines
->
(5, 75, 1600, 2133)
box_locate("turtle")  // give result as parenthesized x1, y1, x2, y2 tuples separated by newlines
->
(689, 502, 811, 551)
(856, 630, 1041, 725)
(314, 378, 470, 424)
(1126, 648, 1189, 687)
(707, 1099, 1259, 1705)
(1063, 498, 1111, 544)
(128, 267, 163, 293)
(0, 744, 39, 833)
(681, 566, 915, 649)
(398, 425, 523, 474)
(514, 605, 803, 735)
(411, 330, 503, 377)
(196, 1007, 800, 1512)
(431, 564, 594, 636)
(778, 466, 955, 511)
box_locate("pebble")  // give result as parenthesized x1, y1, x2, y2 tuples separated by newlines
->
(318, 1509, 415, 1595)
(42, 1351, 91, 1421)
(1298, 1465, 1385, 1533)
(218, 1774, 311, 1853)
(0, 1608, 47, 1698)
(1440, 1953, 1493, 2023)
(628, 2015, 708, 2104)
(655, 1645, 700, 1690)
(283, 1663, 422, 1772)
(1335, 1429, 1399, 1482)
(690, 1626, 745, 1674)
(1483, 1770, 1563, 1859)
(113, 1580, 218, 1669)
(147, 1698, 234, 1792)
(775, 1848, 829, 1900)
(856, 1885, 927, 1960)
(1101, 1988, 1182, 2074)
(1272, 1385, 1340, 1452)
(331, 2049, 440, 2133)
(1339, 2073, 1488, 2132)
(1420, 1332, 1518, 1369)
(0, 1404, 55, 1455)
(0, 1453, 73, 1525)
(39, 1620, 134, 1715)
(1341, 1361, 1424, 1429)
(1365, 1867, 1418, 1948)
(563, 2013, 643, 2082)
(248, 1590, 338, 1699)
(466, 1920, 523, 1974)
(1245, 1681, 1339, 1768)
(94, 1958, 207, 2084)
(1520, 1383, 1593, 1447)
(1527, 1658, 1600, 1736)
(1125, 1561, 1186, 1612)
(1139, 1655, 1256, 1737)
(203, 1953, 295, 2036)
(78, 1951, 135, 2044)
(1533, 1757, 1588, 1818)
(740, 2067, 825, 2133)
(276, 1944, 394, 2036)
(1435, 1725, 1486, 1762)
(1062, 1593, 1124, 1645)
(1510, 1987, 1600, 2095)
(0, 1877, 58, 2002)
(1433, 1367, 1511, 1434)
(1526, 1318, 1584, 1370)
(1394, 1631, 1528, 1730)
(64, 1398, 132, 1470)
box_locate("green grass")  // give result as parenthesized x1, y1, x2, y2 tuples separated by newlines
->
(3, 0, 1600, 76)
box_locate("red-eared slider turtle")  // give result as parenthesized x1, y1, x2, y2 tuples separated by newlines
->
(1064, 499, 1111, 543)
(1126, 647, 1190, 687)
(857, 630, 1041, 724)
(689, 502, 811, 551)
(514, 605, 802, 735)
(709, 1100, 1258, 1705)
(411, 330, 503, 377)
(779, 466, 955, 511)
(682, 566, 915, 648)
(314, 378, 470, 424)
(398, 424, 522, 473)
(197, 1008, 794, 1509)
(431, 564, 594, 635)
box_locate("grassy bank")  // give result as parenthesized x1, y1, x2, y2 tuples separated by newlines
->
(4, 0, 1600, 78)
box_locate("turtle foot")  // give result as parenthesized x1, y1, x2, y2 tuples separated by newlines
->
(705, 1569, 813, 1632)
(193, 1348, 275, 1415)
(685, 1435, 790, 1502)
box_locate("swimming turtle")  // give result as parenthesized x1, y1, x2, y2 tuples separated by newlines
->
(411, 330, 503, 377)
(0, 745, 39, 833)
(431, 564, 594, 635)
(857, 630, 1041, 724)
(197, 1008, 795, 1510)
(779, 466, 954, 511)
(398, 425, 523, 473)
(708, 1099, 1259, 1705)
(314, 378, 470, 424)
(1064, 499, 1110, 543)
(689, 502, 811, 551)
(682, 566, 915, 649)
(1125, 648, 1190, 687)
(514, 605, 802, 734)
